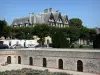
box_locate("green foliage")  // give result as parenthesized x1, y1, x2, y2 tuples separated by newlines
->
(51, 28, 70, 48)
(9, 27, 34, 39)
(0, 20, 97, 48)
(93, 34, 100, 49)
(3, 26, 12, 38)
(79, 26, 90, 40)
(69, 18, 96, 46)
(79, 45, 83, 48)
(0, 20, 8, 37)
(33, 24, 50, 46)
(70, 44, 74, 48)
(68, 26, 80, 44)
(89, 28, 96, 42)
(33, 24, 50, 38)
(69, 18, 83, 28)
(0, 68, 73, 75)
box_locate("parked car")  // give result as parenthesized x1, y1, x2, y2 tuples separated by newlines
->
(34, 44, 41, 48)
(10, 44, 23, 49)
(26, 44, 35, 48)
(34, 44, 47, 48)
(0, 44, 9, 49)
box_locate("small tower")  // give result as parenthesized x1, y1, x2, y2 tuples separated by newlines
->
(29, 13, 32, 24)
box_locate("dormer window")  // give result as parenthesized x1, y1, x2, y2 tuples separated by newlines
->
(59, 19, 60, 21)
(57, 18, 62, 23)
(65, 20, 68, 24)
(49, 18, 54, 22)
(49, 15, 54, 22)
(28, 20, 29, 22)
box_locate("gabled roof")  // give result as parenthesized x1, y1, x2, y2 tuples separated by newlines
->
(20, 17, 29, 24)
(53, 12, 60, 22)
(12, 16, 29, 25)
(44, 12, 63, 23)
(12, 19, 19, 25)
(11, 9, 69, 26)
(61, 15, 68, 23)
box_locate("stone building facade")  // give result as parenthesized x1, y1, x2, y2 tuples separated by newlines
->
(11, 8, 69, 27)
(0, 48, 100, 74)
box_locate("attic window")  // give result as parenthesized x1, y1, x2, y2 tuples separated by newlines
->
(50, 18, 53, 20)
(65, 20, 68, 24)
(59, 19, 60, 21)
(28, 20, 29, 22)
(50, 16, 53, 20)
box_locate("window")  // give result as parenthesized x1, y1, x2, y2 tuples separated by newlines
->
(9, 41, 11, 46)
(77, 60, 83, 72)
(29, 57, 33, 65)
(58, 59, 63, 69)
(7, 56, 11, 64)
(59, 19, 60, 21)
(43, 58, 47, 67)
(18, 56, 21, 64)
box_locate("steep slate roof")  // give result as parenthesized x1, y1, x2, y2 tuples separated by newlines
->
(36, 15, 42, 23)
(43, 12, 51, 24)
(43, 12, 63, 23)
(12, 20, 16, 25)
(20, 17, 29, 24)
(11, 9, 69, 26)
(53, 12, 60, 22)
(12, 16, 29, 25)
(61, 15, 68, 23)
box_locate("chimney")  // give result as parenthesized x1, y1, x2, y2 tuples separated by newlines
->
(44, 9, 48, 13)
(49, 8, 53, 12)
(29, 13, 32, 24)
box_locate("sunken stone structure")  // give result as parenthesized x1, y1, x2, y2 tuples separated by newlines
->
(11, 8, 69, 27)
(0, 48, 100, 74)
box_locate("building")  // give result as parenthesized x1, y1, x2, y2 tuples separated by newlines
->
(0, 36, 52, 48)
(0, 48, 100, 74)
(11, 8, 69, 28)
(95, 27, 100, 34)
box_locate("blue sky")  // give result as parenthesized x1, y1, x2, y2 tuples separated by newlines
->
(0, 0, 100, 28)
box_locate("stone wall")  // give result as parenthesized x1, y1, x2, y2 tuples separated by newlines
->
(0, 48, 100, 74)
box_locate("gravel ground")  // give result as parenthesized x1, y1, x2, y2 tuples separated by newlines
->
(0, 64, 98, 75)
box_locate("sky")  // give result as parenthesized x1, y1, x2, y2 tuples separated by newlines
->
(0, 0, 100, 28)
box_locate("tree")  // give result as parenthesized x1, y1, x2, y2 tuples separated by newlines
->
(12, 27, 33, 39)
(3, 26, 12, 38)
(69, 18, 83, 28)
(79, 26, 90, 41)
(0, 20, 7, 37)
(22, 27, 33, 39)
(51, 28, 70, 48)
(68, 26, 80, 44)
(93, 34, 100, 49)
(89, 28, 96, 42)
(79, 27, 96, 45)
(33, 24, 50, 46)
